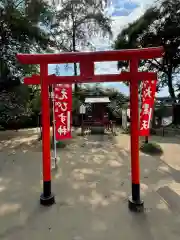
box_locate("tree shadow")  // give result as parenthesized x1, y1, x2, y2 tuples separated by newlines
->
(51, 134, 180, 239)
(156, 186, 180, 214)
(0, 128, 41, 153)
(144, 134, 180, 145)
(0, 150, 54, 239)
(0, 132, 180, 239)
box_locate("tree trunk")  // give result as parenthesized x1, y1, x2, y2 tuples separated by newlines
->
(145, 136, 149, 143)
(167, 72, 176, 100)
(167, 71, 176, 124)
(73, 62, 78, 93)
(72, 6, 78, 94)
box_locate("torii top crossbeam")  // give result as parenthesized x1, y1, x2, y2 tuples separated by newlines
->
(17, 47, 163, 64)
(17, 47, 164, 85)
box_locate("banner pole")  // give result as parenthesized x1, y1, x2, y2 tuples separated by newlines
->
(52, 85, 58, 169)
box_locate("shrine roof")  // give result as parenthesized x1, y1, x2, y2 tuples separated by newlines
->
(85, 97, 110, 103)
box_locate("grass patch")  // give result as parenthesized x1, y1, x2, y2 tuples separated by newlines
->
(37, 135, 67, 148)
(140, 141, 163, 156)
(51, 140, 66, 149)
(50, 139, 66, 148)
(56, 141, 66, 148)
(38, 132, 74, 148)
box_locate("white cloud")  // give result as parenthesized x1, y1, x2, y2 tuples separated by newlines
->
(100, 0, 156, 43)
(49, 0, 168, 97)
(91, 1, 151, 74)
(91, 0, 168, 97)
(95, 61, 120, 74)
(111, 7, 145, 38)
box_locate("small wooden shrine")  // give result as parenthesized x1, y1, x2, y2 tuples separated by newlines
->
(85, 96, 110, 124)
(82, 95, 114, 134)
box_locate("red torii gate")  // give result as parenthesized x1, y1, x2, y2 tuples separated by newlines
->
(16, 47, 164, 211)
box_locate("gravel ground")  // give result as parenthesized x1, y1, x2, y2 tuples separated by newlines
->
(0, 128, 180, 240)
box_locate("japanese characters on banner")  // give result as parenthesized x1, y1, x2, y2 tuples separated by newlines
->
(139, 80, 157, 136)
(54, 84, 72, 140)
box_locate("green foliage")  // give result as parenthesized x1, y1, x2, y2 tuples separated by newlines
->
(0, 0, 57, 129)
(51, 0, 112, 92)
(0, 85, 32, 128)
(51, 140, 66, 149)
(114, 7, 159, 51)
(30, 91, 41, 114)
(71, 84, 127, 119)
(0, 0, 55, 89)
(140, 142, 163, 156)
(52, 0, 112, 51)
(56, 141, 66, 149)
(0, 82, 127, 129)
(114, 0, 180, 99)
(0, 1, 119, 130)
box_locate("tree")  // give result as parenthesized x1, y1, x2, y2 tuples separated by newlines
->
(0, 0, 55, 89)
(0, 0, 57, 129)
(74, 83, 127, 119)
(0, 86, 32, 129)
(51, 0, 112, 92)
(114, 0, 180, 101)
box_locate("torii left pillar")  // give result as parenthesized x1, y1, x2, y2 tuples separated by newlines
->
(39, 64, 55, 205)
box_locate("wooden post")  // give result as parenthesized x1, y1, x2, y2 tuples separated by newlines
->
(128, 58, 144, 212)
(40, 64, 55, 206)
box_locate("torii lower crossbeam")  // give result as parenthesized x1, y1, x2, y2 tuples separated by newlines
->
(16, 47, 164, 211)
(23, 72, 157, 85)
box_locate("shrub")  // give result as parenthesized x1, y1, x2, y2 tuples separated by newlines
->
(140, 142, 163, 156)
(50, 139, 66, 149)
(0, 89, 32, 129)
(56, 141, 66, 148)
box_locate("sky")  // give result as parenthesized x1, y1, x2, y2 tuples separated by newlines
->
(48, 0, 169, 97)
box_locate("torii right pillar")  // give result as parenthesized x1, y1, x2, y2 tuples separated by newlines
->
(128, 58, 143, 212)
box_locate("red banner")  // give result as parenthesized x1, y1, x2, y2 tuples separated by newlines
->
(139, 80, 157, 136)
(54, 84, 72, 140)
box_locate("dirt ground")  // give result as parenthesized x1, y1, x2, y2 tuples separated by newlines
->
(0, 128, 180, 240)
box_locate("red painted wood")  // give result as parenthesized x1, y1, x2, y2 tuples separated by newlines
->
(17, 47, 164, 64)
(40, 64, 51, 182)
(23, 72, 157, 85)
(16, 47, 165, 204)
(80, 60, 94, 77)
(130, 58, 140, 185)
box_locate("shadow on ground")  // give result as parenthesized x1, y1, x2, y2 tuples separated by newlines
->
(0, 131, 180, 239)
(141, 134, 180, 145)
